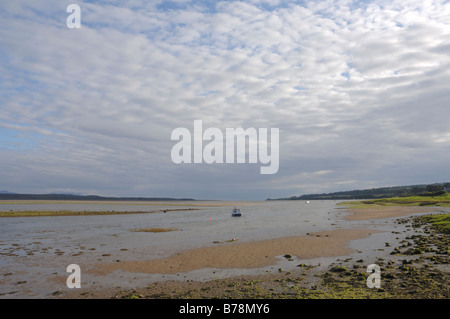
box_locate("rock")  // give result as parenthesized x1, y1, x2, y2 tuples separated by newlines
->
(329, 266, 347, 273)
(283, 254, 293, 260)
(384, 273, 395, 279)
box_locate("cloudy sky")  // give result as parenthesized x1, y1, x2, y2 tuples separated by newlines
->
(1, 0, 449, 200)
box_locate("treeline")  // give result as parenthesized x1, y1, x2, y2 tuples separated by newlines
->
(0, 193, 195, 201)
(269, 182, 450, 201)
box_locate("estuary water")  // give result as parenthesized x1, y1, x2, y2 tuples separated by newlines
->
(0, 200, 345, 260)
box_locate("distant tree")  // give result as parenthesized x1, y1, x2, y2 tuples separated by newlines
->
(411, 187, 424, 195)
(426, 184, 444, 193)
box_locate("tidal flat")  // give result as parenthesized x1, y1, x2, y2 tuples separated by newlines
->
(70, 213, 449, 299)
(1, 200, 448, 299)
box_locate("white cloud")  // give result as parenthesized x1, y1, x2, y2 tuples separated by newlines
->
(1, 0, 450, 199)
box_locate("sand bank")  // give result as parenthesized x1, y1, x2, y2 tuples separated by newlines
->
(343, 205, 438, 221)
(88, 228, 377, 276)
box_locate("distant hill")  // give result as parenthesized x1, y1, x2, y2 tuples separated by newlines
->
(268, 182, 450, 201)
(0, 190, 15, 194)
(0, 193, 195, 201)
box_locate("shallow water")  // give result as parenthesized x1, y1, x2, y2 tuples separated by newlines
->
(0, 200, 436, 298)
(0, 200, 342, 258)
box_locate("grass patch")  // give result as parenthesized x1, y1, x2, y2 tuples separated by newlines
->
(0, 208, 195, 218)
(0, 210, 161, 217)
(340, 193, 450, 208)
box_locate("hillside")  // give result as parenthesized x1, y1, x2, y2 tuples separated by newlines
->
(0, 193, 195, 201)
(269, 182, 450, 200)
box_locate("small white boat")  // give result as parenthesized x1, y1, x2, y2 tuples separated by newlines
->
(232, 207, 241, 217)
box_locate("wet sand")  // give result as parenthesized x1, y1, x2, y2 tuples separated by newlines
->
(88, 228, 377, 276)
(343, 205, 438, 220)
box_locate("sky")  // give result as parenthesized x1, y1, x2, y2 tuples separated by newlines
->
(1, 0, 450, 200)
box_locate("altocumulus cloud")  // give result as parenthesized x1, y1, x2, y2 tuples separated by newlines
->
(0, 0, 449, 200)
